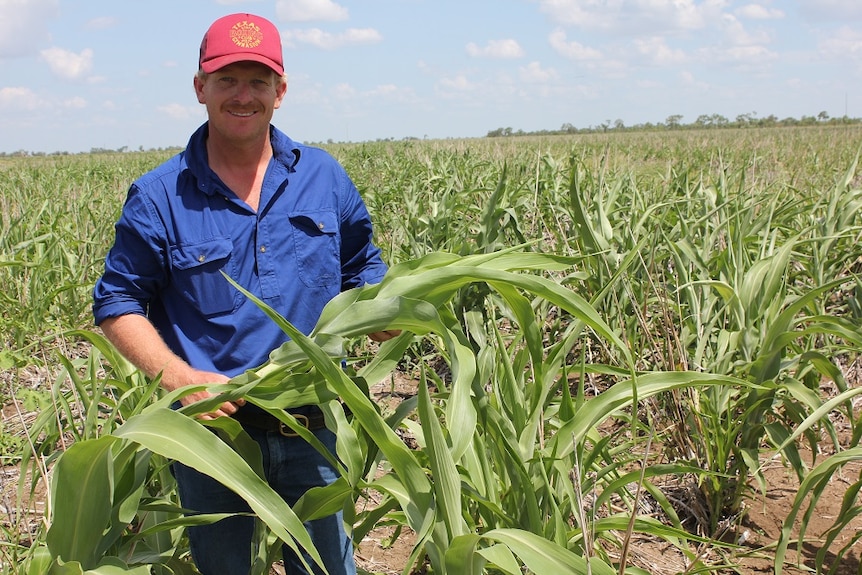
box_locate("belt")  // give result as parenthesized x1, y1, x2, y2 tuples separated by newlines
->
(232, 406, 347, 437)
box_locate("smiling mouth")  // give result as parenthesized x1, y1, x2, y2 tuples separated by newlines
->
(230, 111, 256, 117)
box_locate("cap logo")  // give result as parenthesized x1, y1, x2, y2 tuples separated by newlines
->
(230, 20, 263, 49)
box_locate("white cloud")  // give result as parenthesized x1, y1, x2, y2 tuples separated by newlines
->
(519, 61, 558, 83)
(0, 87, 46, 110)
(0, 0, 59, 57)
(40, 47, 94, 80)
(466, 39, 524, 59)
(332, 82, 357, 99)
(532, 0, 611, 29)
(61, 96, 87, 109)
(798, 0, 862, 21)
(735, 4, 785, 20)
(367, 84, 416, 101)
(679, 70, 709, 91)
(276, 0, 349, 22)
(85, 16, 118, 30)
(700, 43, 777, 66)
(548, 29, 602, 60)
(369, 84, 398, 96)
(332, 83, 418, 104)
(534, 0, 726, 34)
(633, 37, 687, 65)
(158, 103, 201, 120)
(718, 13, 772, 46)
(819, 26, 862, 57)
(438, 74, 476, 93)
(282, 27, 382, 49)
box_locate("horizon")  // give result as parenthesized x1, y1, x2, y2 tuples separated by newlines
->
(2, 110, 858, 156)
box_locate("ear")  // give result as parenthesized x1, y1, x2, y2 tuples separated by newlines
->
(193, 75, 206, 104)
(273, 75, 288, 110)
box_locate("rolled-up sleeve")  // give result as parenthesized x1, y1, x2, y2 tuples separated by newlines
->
(93, 187, 168, 325)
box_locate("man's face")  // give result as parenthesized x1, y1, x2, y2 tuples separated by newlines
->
(194, 61, 287, 144)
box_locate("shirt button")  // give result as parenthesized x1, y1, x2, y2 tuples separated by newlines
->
(318, 222, 325, 230)
(198, 254, 206, 262)
(260, 245, 266, 253)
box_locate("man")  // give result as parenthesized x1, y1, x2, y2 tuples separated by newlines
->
(93, 13, 396, 575)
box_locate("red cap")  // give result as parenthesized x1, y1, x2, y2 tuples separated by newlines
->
(199, 13, 284, 75)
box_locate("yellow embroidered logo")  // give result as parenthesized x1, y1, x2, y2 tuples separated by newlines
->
(230, 21, 263, 49)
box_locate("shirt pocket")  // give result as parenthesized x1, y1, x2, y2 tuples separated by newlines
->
(289, 210, 340, 288)
(169, 238, 239, 317)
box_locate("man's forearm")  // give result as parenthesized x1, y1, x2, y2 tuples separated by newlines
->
(98, 314, 238, 417)
(99, 314, 196, 392)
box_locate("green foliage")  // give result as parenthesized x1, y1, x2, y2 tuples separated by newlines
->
(2, 127, 861, 574)
(0, 421, 24, 462)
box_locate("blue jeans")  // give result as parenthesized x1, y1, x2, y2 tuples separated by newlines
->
(173, 419, 355, 575)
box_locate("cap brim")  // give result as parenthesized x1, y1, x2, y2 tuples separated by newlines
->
(200, 53, 283, 75)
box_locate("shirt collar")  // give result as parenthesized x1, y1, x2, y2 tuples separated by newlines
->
(182, 123, 302, 196)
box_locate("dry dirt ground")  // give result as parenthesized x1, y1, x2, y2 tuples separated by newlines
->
(3, 372, 861, 575)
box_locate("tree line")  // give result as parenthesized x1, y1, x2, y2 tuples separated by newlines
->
(486, 110, 859, 137)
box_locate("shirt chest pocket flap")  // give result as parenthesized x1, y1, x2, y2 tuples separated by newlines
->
(289, 210, 339, 288)
(169, 238, 239, 316)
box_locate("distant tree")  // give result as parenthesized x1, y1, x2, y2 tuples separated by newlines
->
(817, 111, 830, 122)
(735, 111, 757, 126)
(695, 114, 711, 127)
(758, 115, 778, 127)
(486, 127, 514, 137)
(665, 114, 683, 129)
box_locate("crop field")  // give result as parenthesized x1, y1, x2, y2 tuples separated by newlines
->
(1, 125, 861, 574)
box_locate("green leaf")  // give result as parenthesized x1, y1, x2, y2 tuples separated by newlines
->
(418, 373, 466, 539)
(775, 448, 862, 575)
(22, 545, 53, 575)
(444, 534, 485, 575)
(46, 436, 118, 568)
(113, 408, 325, 574)
(551, 371, 753, 457)
(475, 544, 521, 575)
(483, 529, 616, 575)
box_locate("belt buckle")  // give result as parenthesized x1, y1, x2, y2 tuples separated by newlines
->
(279, 414, 309, 437)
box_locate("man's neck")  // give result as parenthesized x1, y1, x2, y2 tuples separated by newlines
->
(206, 136, 273, 212)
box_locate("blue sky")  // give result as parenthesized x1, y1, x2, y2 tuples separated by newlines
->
(1, 0, 861, 154)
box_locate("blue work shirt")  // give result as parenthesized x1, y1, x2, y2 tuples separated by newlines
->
(93, 123, 388, 377)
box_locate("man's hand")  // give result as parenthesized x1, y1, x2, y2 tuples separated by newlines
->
(179, 369, 245, 420)
(368, 329, 402, 342)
